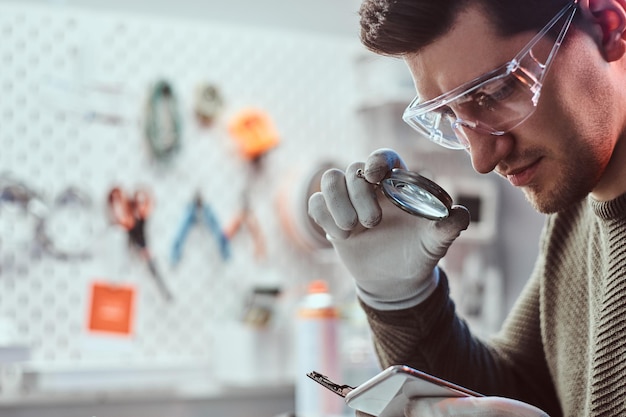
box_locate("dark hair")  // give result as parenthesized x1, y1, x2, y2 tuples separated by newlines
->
(359, 0, 572, 56)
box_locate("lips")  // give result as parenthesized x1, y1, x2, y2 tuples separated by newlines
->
(504, 159, 541, 187)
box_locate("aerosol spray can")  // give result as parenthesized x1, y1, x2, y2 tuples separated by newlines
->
(294, 279, 342, 417)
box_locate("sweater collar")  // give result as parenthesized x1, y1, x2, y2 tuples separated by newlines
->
(589, 192, 626, 220)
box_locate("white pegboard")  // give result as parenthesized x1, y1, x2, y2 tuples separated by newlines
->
(0, 1, 369, 392)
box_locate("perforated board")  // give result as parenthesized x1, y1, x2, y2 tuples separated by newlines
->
(0, 1, 367, 390)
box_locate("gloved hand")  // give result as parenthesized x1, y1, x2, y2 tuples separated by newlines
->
(355, 396, 550, 417)
(308, 148, 470, 310)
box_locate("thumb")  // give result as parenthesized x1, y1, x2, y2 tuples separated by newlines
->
(364, 148, 408, 183)
(435, 205, 471, 241)
(419, 205, 470, 262)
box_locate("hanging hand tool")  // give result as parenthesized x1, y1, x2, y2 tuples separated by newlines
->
(224, 157, 268, 261)
(107, 186, 173, 302)
(144, 80, 182, 163)
(171, 193, 230, 266)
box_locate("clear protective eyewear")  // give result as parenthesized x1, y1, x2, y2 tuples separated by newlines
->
(402, 0, 578, 150)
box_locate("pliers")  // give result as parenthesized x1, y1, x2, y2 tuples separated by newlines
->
(171, 194, 230, 266)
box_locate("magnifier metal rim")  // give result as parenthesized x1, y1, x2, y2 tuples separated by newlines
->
(381, 168, 453, 220)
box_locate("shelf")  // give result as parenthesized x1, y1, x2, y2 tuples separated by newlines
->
(0, 345, 30, 364)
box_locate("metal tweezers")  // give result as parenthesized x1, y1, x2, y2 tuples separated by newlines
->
(307, 371, 355, 398)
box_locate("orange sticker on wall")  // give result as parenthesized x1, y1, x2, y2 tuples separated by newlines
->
(87, 281, 135, 336)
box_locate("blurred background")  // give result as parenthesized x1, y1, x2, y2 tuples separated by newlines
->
(0, 1, 546, 416)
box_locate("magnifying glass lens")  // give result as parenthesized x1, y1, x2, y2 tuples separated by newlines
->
(379, 169, 453, 221)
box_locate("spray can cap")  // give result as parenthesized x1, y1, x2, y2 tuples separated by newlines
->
(307, 279, 329, 294)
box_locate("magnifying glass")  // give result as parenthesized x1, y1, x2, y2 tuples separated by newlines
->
(357, 168, 453, 221)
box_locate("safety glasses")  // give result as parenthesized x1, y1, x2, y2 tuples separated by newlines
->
(402, 1, 578, 149)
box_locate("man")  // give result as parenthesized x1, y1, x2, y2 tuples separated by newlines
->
(308, 0, 626, 416)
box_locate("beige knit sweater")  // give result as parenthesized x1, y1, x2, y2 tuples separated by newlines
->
(360, 193, 626, 417)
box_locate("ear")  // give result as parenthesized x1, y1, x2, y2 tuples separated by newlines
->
(580, 0, 626, 61)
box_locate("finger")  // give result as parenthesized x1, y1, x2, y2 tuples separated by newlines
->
(308, 192, 350, 240)
(319, 168, 359, 231)
(345, 162, 382, 228)
(419, 206, 470, 261)
(404, 398, 445, 417)
(407, 397, 549, 417)
(434, 205, 471, 241)
(363, 148, 408, 183)
(355, 411, 376, 417)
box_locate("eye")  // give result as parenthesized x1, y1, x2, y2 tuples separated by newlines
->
(437, 105, 456, 120)
(469, 77, 517, 111)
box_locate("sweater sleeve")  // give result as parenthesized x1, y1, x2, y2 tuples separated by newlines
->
(359, 254, 561, 416)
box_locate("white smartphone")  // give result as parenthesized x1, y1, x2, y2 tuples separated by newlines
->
(308, 365, 482, 417)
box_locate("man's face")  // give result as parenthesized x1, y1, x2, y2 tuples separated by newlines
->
(404, 5, 622, 213)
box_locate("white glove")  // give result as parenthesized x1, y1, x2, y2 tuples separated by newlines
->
(353, 396, 550, 417)
(308, 148, 470, 310)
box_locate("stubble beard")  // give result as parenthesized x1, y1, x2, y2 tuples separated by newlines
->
(521, 153, 597, 214)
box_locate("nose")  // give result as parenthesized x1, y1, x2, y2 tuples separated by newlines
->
(461, 128, 514, 174)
